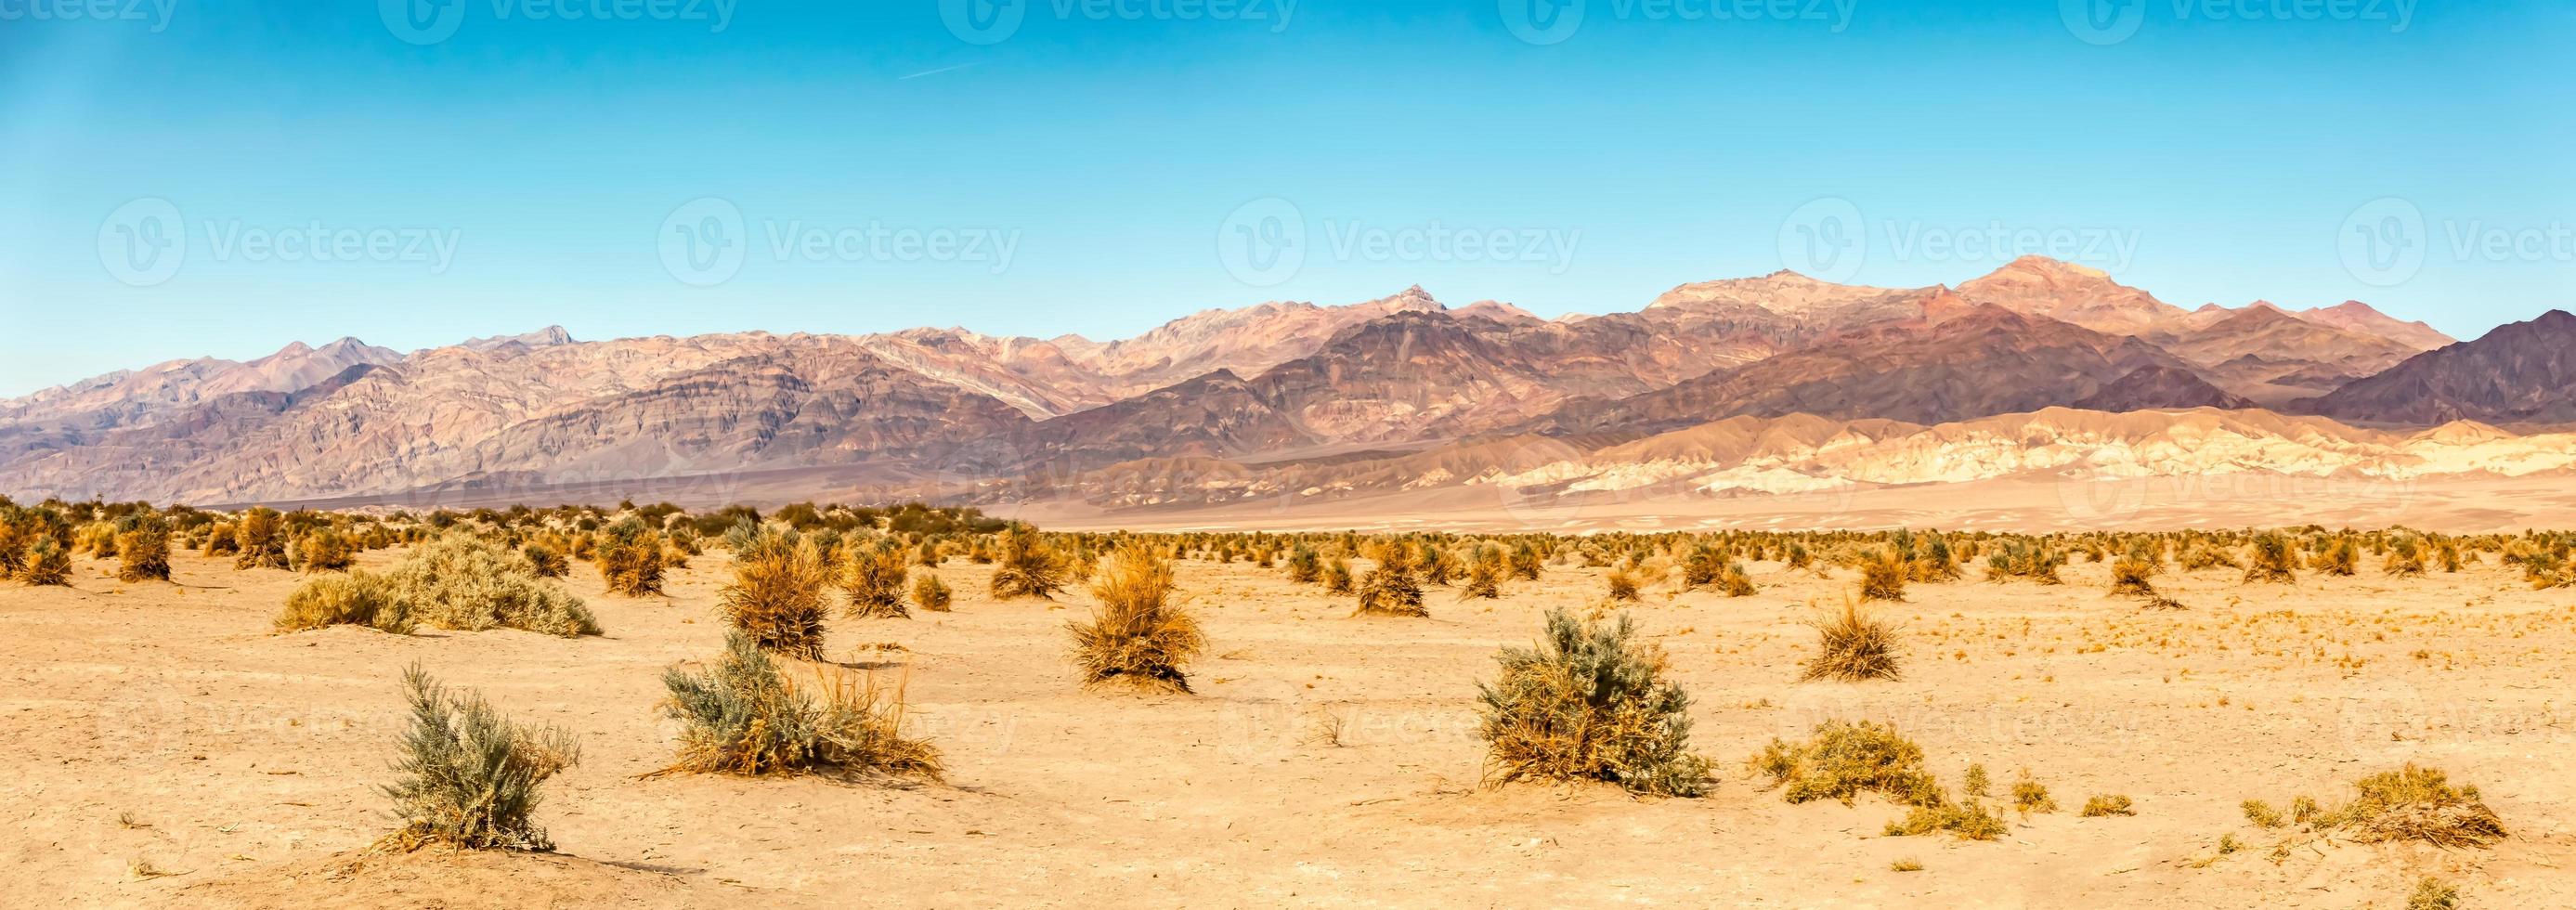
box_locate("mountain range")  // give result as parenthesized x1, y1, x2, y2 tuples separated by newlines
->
(4, 255, 2569, 520)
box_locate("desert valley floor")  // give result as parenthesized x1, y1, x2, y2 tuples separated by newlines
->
(4, 546, 2570, 908)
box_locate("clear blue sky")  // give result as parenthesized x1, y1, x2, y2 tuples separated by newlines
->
(3, 0, 2570, 395)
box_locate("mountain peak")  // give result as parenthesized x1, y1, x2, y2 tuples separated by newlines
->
(461, 326, 581, 352)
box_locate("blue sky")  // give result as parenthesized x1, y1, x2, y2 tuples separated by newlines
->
(2, 0, 2570, 395)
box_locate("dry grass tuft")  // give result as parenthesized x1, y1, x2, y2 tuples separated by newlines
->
(1068, 543, 1204, 693)
(657, 631, 942, 782)
(912, 573, 954, 612)
(2244, 532, 2298, 584)
(718, 536, 836, 660)
(1477, 607, 1711, 797)
(1858, 551, 1907, 602)
(1752, 720, 1940, 808)
(2080, 794, 2136, 817)
(116, 521, 173, 583)
(2010, 771, 2057, 814)
(233, 508, 290, 570)
(989, 526, 1069, 600)
(2323, 764, 2507, 848)
(379, 665, 579, 852)
(1801, 597, 1901, 682)
(842, 543, 911, 618)
(1355, 543, 1427, 617)
(1886, 800, 2009, 840)
(2407, 877, 2459, 910)
(596, 518, 667, 596)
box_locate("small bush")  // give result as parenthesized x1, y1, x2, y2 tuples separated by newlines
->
(1477, 607, 1711, 797)
(116, 524, 173, 583)
(912, 573, 954, 612)
(719, 538, 835, 660)
(989, 526, 1068, 600)
(657, 631, 942, 781)
(275, 571, 412, 634)
(596, 519, 666, 596)
(234, 508, 290, 570)
(1886, 800, 2009, 840)
(1752, 720, 1940, 807)
(1461, 555, 1503, 599)
(1715, 562, 1758, 597)
(22, 538, 72, 586)
(1858, 551, 1907, 602)
(294, 528, 357, 573)
(1321, 556, 1354, 593)
(1285, 546, 1321, 584)
(1963, 763, 1990, 799)
(2321, 764, 2506, 848)
(2407, 877, 2459, 910)
(2011, 772, 2057, 814)
(2110, 555, 2158, 598)
(2242, 799, 2284, 828)
(1890, 858, 1924, 872)
(1356, 544, 1426, 617)
(2244, 532, 2298, 584)
(380, 535, 599, 637)
(1068, 543, 1204, 693)
(2080, 794, 2136, 817)
(1604, 566, 1641, 602)
(842, 543, 911, 618)
(1802, 598, 1901, 682)
(380, 666, 579, 852)
(521, 543, 568, 578)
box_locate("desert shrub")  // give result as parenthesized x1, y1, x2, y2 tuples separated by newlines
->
(2109, 554, 2158, 598)
(294, 527, 357, 573)
(1508, 541, 1544, 580)
(1802, 598, 1900, 682)
(1681, 545, 1724, 590)
(1715, 562, 1758, 597)
(719, 537, 835, 660)
(657, 631, 942, 781)
(1356, 544, 1426, 617)
(1477, 607, 1711, 797)
(383, 535, 600, 637)
(1886, 800, 2009, 840)
(596, 518, 666, 596)
(1068, 543, 1203, 692)
(1285, 546, 1321, 584)
(77, 520, 118, 557)
(202, 521, 239, 556)
(2011, 771, 2057, 814)
(2080, 794, 2136, 817)
(1858, 551, 1907, 602)
(1963, 763, 1991, 798)
(521, 543, 568, 578)
(2243, 799, 2284, 828)
(275, 571, 412, 633)
(2180, 543, 2241, 570)
(1984, 540, 2064, 584)
(990, 526, 1068, 600)
(234, 507, 289, 570)
(1604, 566, 1641, 602)
(2318, 764, 2506, 848)
(2407, 877, 2459, 910)
(2313, 536, 2360, 577)
(22, 537, 72, 586)
(2244, 532, 2298, 583)
(1752, 720, 1941, 808)
(842, 543, 911, 618)
(1461, 555, 1503, 599)
(912, 574, 953, 612)
(2384, 535, 2427, 577)
(380, 666, 579, 852)
(1321, 556, 1354, 593)
(115, 520, 172, 583)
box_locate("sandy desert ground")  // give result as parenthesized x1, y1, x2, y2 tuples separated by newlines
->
(4, 545, 2571, 908)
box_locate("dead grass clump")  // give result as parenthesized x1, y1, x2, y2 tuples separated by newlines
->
(1752, 720, 1941, 808)
(1356, 544, 1427, 617)
(234, 507, 290, 570)
(718, 537, 835, 660)
(1801, 598, 1901, 682)
(2407, 877, 2459, 910)
(656, 631, 943, 782)
(912, 573, 954, 612)
(380, 665, 579, 852)
(842, 543, 911, 618)
(1886, 800, 2009, 840)
(596, 518, 666, 596)
(2322, 764, 2506, 848)
(2011, 771, 2057, 814)
(989, 526, 1068, 600)
(2080, 794, 2136, 816)
(1477, 607, 1711, 797)
(275, 571, 412, 634)
(1068, 543, 1204, 693)
(1858, 551, 1907, 601)
(2244, 532, 2298, 584)
(382, 535, 601, 637)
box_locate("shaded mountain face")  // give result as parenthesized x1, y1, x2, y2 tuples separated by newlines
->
(1520, 306, 2208, 437)
(2301, 310, 2576, 425)
(0, 261, 2552, 506)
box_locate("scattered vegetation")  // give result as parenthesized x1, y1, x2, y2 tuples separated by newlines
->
(1801, 598, 1901, 682)
(1477, 607, 1711, 797)
(657, 631, 942, 782)
(380, 666, 579, 852)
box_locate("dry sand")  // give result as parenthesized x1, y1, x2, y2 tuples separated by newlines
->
(5, 547, 2572, 908)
